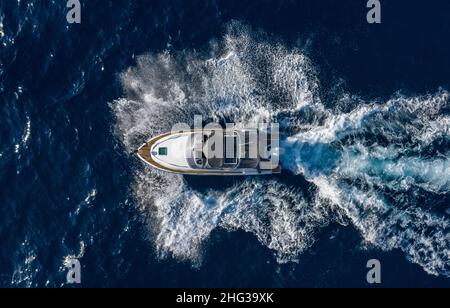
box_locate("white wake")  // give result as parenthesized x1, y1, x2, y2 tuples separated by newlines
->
(111, 23, 450, 276)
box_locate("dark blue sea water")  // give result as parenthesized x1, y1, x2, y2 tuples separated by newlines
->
(1, 0, 449, 287)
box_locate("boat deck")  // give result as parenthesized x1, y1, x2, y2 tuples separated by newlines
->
(137, 131, 281, 175)
(137, 132, 242, 175)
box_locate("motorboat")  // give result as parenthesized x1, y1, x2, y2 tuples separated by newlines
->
(136, 128, 280, 175)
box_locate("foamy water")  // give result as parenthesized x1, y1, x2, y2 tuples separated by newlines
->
(111, 24, 450, 276)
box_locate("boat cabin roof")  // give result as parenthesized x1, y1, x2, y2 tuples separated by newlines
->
(188, 131, 259, 170)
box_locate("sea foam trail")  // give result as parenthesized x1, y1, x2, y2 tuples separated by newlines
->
(282, 91, 450, 276)
(111, 23, 450, 276)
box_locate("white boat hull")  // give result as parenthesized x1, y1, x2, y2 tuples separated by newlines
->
(137, 130, 281, 175)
